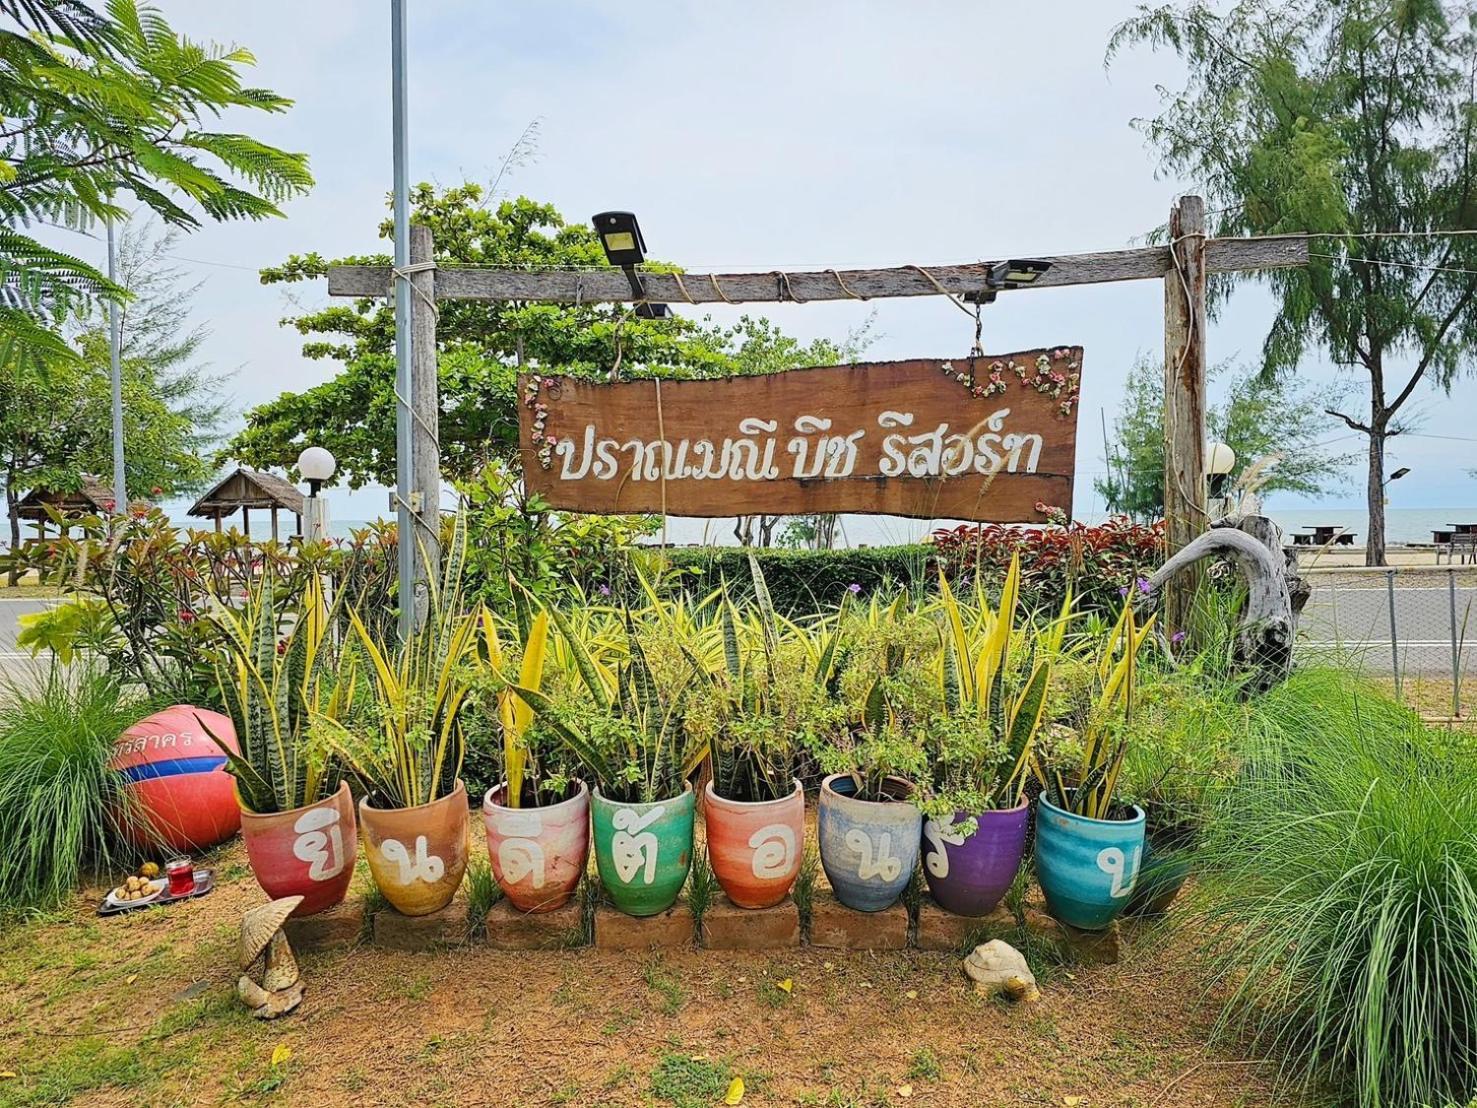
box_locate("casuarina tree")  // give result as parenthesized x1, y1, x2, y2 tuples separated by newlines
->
(1110, 0, 1477, 564)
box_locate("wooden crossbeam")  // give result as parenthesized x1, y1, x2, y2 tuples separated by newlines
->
(326, 236, 1308, 304)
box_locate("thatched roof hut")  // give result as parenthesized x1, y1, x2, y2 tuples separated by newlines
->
(188, 467, 304, 540)
(15, 476, 118, 535)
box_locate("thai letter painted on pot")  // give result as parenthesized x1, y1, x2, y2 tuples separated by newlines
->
(703, 780, 804, 909)
(240, 781, 358, 916)
(1034, 794, 1145, 931)
(591, 786, 695, 917)
(359, 781, 470, 917)
(817, 774, 921, 912)
(482, 780, 590, 913)
(922, 802, 1029, 917)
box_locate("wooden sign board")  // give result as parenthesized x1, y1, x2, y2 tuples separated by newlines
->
(517, 347, 1083, 521)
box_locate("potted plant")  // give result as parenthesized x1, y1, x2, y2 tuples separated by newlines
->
(478, 608, 589, 913)
(314, 543, 480, 917)
(206, 573, 356, 917)
(509, 615, 704, 918)
(812, 598, 927, 913)
(1032, 601, 1154, 931)
(919, 561, 1062, 917)
(691, 570, 842, 909)
(1117, 675, 1241, 915)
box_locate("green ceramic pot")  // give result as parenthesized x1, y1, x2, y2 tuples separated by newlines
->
(591, 784, 695, 917)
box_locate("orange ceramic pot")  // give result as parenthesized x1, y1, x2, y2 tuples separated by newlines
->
(482, 780, 590, 913)
(703, 779, 805, 909)
(359, 780, 469, 916)
(240, 782, 357, 917)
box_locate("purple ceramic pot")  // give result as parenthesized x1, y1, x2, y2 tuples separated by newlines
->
(921, 801, 1030, 917)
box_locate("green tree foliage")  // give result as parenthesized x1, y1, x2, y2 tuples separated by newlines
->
(1096, 357, 1352, 520)
(1110, 0, 1477, 563)
(2, 220, 222, 574)
(229, 183, 865, 489)
(0, 0, 312, 369)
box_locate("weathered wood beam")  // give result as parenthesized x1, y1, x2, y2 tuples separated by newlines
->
(326, 236, 1309, 304)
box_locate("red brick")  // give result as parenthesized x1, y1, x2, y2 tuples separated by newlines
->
(372, 898, 472, 951)
(915, 899, 1015, 952)
(808, 892, 908, 950)
(485, 897, 586, 950)
(593, 904, 694, 951)
(283, 896, 365, 952)
(700, 896, 799, 950)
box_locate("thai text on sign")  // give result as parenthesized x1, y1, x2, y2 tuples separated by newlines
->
(517, 348, 1083, 521)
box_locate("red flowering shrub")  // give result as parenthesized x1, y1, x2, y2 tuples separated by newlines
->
(931, 516, 1165, 615)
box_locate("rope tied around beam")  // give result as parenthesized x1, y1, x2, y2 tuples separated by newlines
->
(773, 270, 806, 303)
(906, 264, 977, 319)
(392, 259, 440, 321)
(826, 268, 867, 300)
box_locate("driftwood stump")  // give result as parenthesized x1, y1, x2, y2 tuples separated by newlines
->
(1141, 514, 1303, 692)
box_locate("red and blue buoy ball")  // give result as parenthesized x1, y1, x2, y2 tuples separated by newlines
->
(109, 705, 242, 852)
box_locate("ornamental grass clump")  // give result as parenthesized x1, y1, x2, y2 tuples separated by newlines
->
(1189, 668, 1477, 1108)
(0, 664, 157, 911)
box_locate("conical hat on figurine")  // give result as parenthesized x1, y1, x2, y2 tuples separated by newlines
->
(239, 896, 304, 968)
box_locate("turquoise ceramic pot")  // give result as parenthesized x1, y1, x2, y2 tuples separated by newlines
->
(1034, 794, 1145, 931)
(817, 773, 922, 912)
(591, 785, 695, 917)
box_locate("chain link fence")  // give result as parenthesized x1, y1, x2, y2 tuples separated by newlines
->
(1298, 565, 1476, 722)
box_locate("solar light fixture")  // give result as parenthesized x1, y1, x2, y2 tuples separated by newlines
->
(592, 210, 668, 319)
(964, 258, 1053, 304)
(1389, 466, 1411, 482)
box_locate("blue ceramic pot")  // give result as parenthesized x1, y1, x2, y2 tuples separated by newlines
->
(1034, 794, 1145, 931)
(1124, 835, 1192, 917)
(817, 773, 922, 912)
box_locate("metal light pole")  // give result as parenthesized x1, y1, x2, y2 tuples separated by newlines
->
(390, 0, 415, 641)
(106, 219, 126, 511)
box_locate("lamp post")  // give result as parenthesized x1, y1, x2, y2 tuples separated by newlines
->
(592, 211, 669, 319)
(1383, 466, 1410, 506)
(1206, 441, 1237, 519)
(297, 446, 336, 543)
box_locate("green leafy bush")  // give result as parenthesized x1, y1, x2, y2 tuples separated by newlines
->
(654, 544, 935, 615)
(1190, 668, 1477, 1107)
(0, 665, 158, 911)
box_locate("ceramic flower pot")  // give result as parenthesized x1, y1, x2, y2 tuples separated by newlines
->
(817, 773, 922, 912)
(922, 800, 1029, 917)
(1124, 835, 1192, 917)
(240, 781, 358, 917)
(591, 785, 695, 917)
(1034, 793, 1146, 931)
(359, 780, 470, 917)
(482, 780, 590, 913)
(703, 779, 804, 909)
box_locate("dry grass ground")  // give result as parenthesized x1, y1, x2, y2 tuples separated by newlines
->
(0, 834, 1291, 1108)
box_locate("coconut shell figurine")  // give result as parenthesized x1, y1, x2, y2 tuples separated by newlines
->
(237, 895, 305, 1019)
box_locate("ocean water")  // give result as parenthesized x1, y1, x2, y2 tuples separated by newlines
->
(329, 507, 1477, 547)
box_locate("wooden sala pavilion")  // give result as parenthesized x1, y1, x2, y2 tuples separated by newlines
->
(188, 467, 304, 540)
(14, 475, 118, 536)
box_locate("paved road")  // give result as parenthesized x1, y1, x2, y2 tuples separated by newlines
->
(1298, 581, 1476, 677)
(0, 596, 54, 685)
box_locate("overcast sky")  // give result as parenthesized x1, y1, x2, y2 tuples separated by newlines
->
(91, 1, 1477, 539)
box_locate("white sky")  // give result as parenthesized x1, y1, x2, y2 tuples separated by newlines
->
(81, 1, 1477, 536)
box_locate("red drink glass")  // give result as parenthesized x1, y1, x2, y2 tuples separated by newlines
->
(165, 857, 195, 897)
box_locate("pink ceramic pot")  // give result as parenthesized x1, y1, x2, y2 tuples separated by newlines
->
(703, 779, 805, 909)
(240, 782, 357, 917)
(360, 780, 470, 916)
(482, 780, 590, 913)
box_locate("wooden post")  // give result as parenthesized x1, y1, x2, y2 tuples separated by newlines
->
(409, 223, 441, 626)
(242, 506, 251, 539)
(271, 506, 280, 543)
(214, 515, 222, 534)
(1163, 195, 1209, 633)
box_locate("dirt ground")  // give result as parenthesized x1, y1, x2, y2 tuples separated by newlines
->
(0, 833, 1292, 1108)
